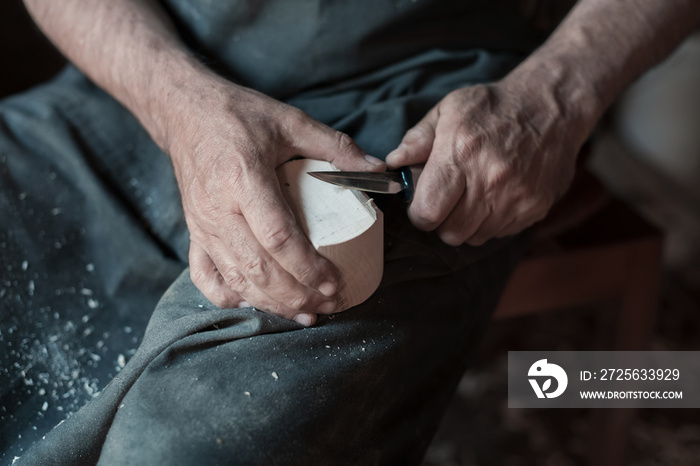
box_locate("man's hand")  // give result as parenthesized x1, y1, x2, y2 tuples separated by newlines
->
(22, 0, 387, 326)
(23, 0, 699, 321)
(166, 76, 385, 325)
(383, 0, 700, 247)
(385, 81, 584, 246)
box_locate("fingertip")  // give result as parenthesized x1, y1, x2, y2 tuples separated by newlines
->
(437, 230, 464, 247)
(317, 281, 337, 297)
(328, 151, 385, 172)
(385, 144, 406, 168)
(323, 131, 384, 172)
(294, 312, 317, 327)
(214, 292, 247, 309)
(465, 236, 488, 247)
(317, 299, 339, 314)
(364, 154, 386, 170)
(314, 255, 343, 293)
(407, 197, 440, 231)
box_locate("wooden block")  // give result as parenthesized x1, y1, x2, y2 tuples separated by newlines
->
(277, 159, 384, 309)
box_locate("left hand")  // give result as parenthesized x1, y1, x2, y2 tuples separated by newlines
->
(385, 80, 590, 246)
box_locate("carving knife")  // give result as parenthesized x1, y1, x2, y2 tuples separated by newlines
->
(307, 165, 423, 202)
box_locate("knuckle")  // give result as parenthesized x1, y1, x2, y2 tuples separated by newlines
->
(334, 131, 358, 155)
(412, 202, 443, 229)
(288, 105, 308, 121)
(438, 230, 463, 247)
(446, 88, 466, 101)
(289, 294, 311, 312)
(452, 132, 480, 158)
(483, 198, 496, 217)
(485, 163, 513, 192)
(506, 181, 537, 208)
(466, 235, 488, 246)
(209, 156, 244, 192)
(405, 126, 430, 143)
(519, 184, 538, 203)
(221, 266, 247, 293)
(190, 269, 238, 308)
(285, 107, 310, 133)
(260, 302, 292, 320)
(259, 223, 296, 254)
(240, 256, 270, 286)
(294, 262, 322, 286)
(208, 290, 231, 309)
(187, 227, 208, 248)
(521, 191, 553, 217)
(189, 266, 208, 288)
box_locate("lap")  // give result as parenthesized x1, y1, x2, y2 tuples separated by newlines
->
(30, 232, 525, 466)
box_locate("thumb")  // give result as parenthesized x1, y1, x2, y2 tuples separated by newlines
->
(386, 105, 438, 169)
(291, 115, 385, 172)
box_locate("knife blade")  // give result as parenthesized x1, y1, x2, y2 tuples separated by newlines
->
(307, 165, 423, 202)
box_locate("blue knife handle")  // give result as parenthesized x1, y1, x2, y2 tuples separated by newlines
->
(398, 165, 423, 203)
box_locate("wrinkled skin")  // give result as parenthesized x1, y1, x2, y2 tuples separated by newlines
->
(165, 76, 386, 326)
(386, 81, 585, 247)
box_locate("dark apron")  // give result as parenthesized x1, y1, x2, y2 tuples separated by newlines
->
(2, 1, 543, 464)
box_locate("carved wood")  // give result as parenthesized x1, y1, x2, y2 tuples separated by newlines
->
(277, 158, 383, 309)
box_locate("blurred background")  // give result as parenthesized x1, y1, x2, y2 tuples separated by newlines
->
(1, 1, 699, 465)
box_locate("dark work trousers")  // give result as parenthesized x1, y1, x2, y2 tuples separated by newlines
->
(2, 50, 528, 465)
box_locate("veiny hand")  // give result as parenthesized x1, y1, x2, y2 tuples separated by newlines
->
(385, 80, 589, 246)
(165, 74, 385, 326)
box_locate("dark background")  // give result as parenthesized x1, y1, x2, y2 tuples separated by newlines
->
(0, 2, 65, 99)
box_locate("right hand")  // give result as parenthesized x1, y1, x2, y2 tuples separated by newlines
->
(163, 73, 385, 326)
